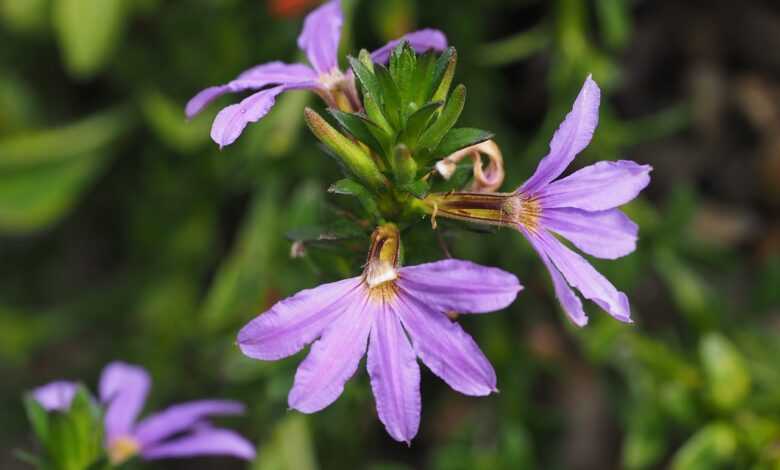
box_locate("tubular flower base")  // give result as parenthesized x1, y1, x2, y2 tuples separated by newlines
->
(238, 224, 522, 444)
(424, 76, 652, 327)
(186, 0, 447, 147)
(34, 362, 256, 464)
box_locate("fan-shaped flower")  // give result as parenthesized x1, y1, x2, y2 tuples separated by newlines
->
(237, 225, 521, 443)
(186, 0, 447, 148)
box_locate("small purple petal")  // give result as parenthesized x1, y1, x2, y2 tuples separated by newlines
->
(238, 277, 362, 360)
(541, 208, 638, 260)
(519, 75, 601, 195)
(288, 290, 374, 413)
(185, 62, 317, 118)
(395, 290, 497, 396)
(134, 401, 245, 448)
(367, 303, 421, 444)
(141, 427, 255, 461)
(537, 160, 652, 211)
(297, 0, 342, 74)
(535, 246, 588, 327)
(209, 85, 287, 148)
(397, 259, 522, 314)
(100, 362, 151, 442)
(529, 229, 632, 323)
(32, 381, 78, 412)
(370, 29, 449, 65)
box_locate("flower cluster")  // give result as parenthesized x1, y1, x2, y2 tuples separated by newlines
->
(184, 0, 653, 444)
(30, 362, 254, 466)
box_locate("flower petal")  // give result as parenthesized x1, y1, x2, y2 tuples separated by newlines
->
(542, 208, 638, 259)
(527, 236, 588, 326)
(287, 289, 373, 413)
(134, 400, 245, 448)
(185, 62, 317, 118)
(238, 277, 362, 360)
(530, 229, 632, 323)
(209, 85, 288, 148)
(32, 381, 78, 412)
(397, 259, 522, 314)
(367, 303, 421, 444)
(370, 29, 449, 64)
(537, 160, 652, 211)
(519, 75, 601, 195)
(297, 0, 342, 74)
(395, 290, 496, 396)
(99, 362, 151, 441)
(141, 427, 255, 461)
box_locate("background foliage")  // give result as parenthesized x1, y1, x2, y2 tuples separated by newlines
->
(2, 0, 779, 468)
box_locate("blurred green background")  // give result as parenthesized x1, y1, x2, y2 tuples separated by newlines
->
(2, 0, 779, 468)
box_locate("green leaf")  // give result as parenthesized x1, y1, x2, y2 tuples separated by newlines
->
(326, 109, 386, 157)
(700, 333, 751, 411)
(427, 47, 456, 102)
(348, 55, 381, 103)
(253, 415, 316, 470)
(0, 0, 49, 33)
(418, 84, 466, 152)
(141, 90, 210, 153)
(363, 93, 394, 137)
(431, 127, 494, 159)
(412, 51, 437, 105)
(400, 179, 430, 199)
(389, 42, 416, 108)
(400, 101, 443, 149)
(328, 178, 380, 220)
(390, 144, 417, 185)
(23, 394, 50, 446)
(670, 423, 738, 470)
(53, 0, 127, 78)
(374, 64, 401, 129)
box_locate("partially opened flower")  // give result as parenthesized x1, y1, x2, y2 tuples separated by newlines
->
(32, 381, 78, 412)
(238, 224, 521, 444)
(99, 362, 255, 464)
(425, 76, 651, 327)
(186, 0, 447, 147)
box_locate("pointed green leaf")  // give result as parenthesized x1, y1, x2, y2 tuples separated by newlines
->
(363, 93, 394, 137)
(348, 55, 381, 103)
(428, 47, 457, 102)
(327, 109, 386, 156)
(431, 127, 494, 159)
(400, 179, 430, 199)
(391, 144, 417, 185)
(389, 42, 416, 108)
(328, 178, 380, 219)
(400, 101, 443, 149)
(412, 51, 437, 105)
(418, 84, 466, 152)
(374, 64, 401, 129)
(23, 394, 50, 446)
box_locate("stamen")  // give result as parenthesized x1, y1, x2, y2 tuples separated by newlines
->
(108, 436, 140, 465)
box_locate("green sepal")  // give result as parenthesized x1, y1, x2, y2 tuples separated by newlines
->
(23, 394, 50, 447)
(399, 101, 443, 149)
(327, 109, 386, 157)
(430, 127, 494, 160)
(47, 385, 104, 470)
(400, 179, 430, 199)
(391, 144, 417, 185)
(328, 179, 381, 220)
(418, 84, 466, 152)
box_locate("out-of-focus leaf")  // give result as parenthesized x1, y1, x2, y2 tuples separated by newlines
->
(700, 333, 751, 412)
(595, 0, 632, 50)
(253, 415, 318, 470)
(23, 393, 50, 447)
(0, 0, 48, 33)
(141, 90, 210, 153)
(623, 401, 667, 469)
(478, 26, 549, 67)
(653, 248, 717, 330)
(53, 0, 127, 78)
(201, 182, 281, 332)
(670, 422, 738, 470)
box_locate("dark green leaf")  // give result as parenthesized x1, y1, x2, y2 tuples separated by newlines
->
(400, 179, 430, 199)
(400, 101, 443, 149)
(374, 64, 401, 129)
(348, 55, 381, 102)
(418, 84, 466, 151)
(427, 47, 456, 102)
(431, 127, 494, 159)
(327, 109, 386, 156)
(328, 179, 380, 219)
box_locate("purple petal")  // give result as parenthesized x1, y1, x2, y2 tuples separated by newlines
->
(297, 0, 342, 74)
(536, 246, 588, 327)
(537, 160, 652, 211)
(370, 29, 449, 65)
(141, 427, 255, 461)
(394, 290, 497, 396)
(209, 85, 287, 148)
(32, 381, 78, 412)
(287, 289, 373, 413)
(519, 75, 601, 195)
(185, 62, 317, 118)
(397, 259, 522, 314)
(238, 277, 362, 361)
(134, 401, 245, 448)
(541, 208, 638, 259)
(529, 229, 632, 323)
(367, 303, 421, 444)
(100, 362, 151, 441)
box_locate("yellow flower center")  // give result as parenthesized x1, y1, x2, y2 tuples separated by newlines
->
(108, 436, 140, 465)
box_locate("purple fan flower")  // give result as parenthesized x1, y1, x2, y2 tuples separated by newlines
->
(509, 75, 651, 326)
(238, 226, 521, 444)
(32, 381, 78, 412)
(98, 362, 255, 464)
(186, 0, 447, 148)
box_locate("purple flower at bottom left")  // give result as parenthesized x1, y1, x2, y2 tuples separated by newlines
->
(32, 362, 255, 465)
